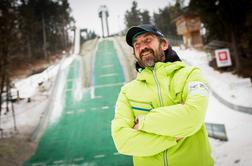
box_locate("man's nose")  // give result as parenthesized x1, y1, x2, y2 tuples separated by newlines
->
(139, 43, 148, 53)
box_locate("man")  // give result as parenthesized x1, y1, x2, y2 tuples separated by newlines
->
(111, 24, 213, 166)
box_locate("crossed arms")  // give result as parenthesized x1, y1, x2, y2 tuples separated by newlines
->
(111, 69, 208, 157)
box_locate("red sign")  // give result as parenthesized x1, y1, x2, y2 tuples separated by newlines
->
(215, 49, 232, 67)
(218, 51, 228, 61)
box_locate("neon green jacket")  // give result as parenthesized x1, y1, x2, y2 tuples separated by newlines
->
(111, 61, 214, 166)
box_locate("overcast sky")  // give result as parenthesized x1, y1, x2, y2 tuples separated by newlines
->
(68, 0, 180, 36)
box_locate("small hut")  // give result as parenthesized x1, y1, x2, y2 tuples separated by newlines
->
(175, 13, 203, 48)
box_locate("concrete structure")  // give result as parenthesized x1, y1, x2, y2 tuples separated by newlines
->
(98, 5, 110, 38)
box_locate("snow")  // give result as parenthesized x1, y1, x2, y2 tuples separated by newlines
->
(0, 55, 74, 137)
(207, 95, 252, 166)
(14, 65, 58, 99)
(174, 47, 252, 108)
(72, 56, 84, 102)
(174, 47, 252, 166)
(48, 60, 68, 125)
(12, 55, 74, 100)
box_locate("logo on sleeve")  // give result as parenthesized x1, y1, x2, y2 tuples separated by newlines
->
(188, 81, 209, 96)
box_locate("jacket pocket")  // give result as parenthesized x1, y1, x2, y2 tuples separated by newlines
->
(128, 99, 153, 113)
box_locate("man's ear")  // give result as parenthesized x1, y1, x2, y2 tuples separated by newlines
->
(161, 39, 169, 51)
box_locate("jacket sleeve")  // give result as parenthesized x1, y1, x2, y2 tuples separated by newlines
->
(138, 68, 209, 138)
(111, 87, 177, 157)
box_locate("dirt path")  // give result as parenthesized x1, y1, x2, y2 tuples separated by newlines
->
(0, 136, 36, 166)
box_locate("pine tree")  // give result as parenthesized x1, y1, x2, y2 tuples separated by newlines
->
(125, 1, 141, 28)
(0, 0, 19, 124)
(141, 10, 151, 24)
(153, 6, 179, 37)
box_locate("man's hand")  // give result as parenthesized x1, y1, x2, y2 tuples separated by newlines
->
(176, 136, 183, 142)
(133, 117, 140, 130)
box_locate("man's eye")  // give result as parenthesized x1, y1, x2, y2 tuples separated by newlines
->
(145, 38, 151, 43)
(134, 43, 140, 48)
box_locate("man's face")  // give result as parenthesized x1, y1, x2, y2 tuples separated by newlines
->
(132, 33, 168, 68)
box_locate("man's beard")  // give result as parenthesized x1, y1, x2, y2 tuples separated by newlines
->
(136, 45, 164, 67)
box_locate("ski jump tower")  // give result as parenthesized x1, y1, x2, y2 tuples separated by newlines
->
(98, 5, 110, 38)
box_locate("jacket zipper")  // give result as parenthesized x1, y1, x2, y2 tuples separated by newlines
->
(152, 68, 164, 106)
(152, 67, 168, 166)
(164, 150, 168, 166)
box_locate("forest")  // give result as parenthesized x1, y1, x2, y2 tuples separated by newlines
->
(0, 0, 73, 115)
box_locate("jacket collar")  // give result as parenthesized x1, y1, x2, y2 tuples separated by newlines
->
(136, 61, 185, 81)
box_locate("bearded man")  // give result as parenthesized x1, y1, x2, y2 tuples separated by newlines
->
(111, 24, 214, 166)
